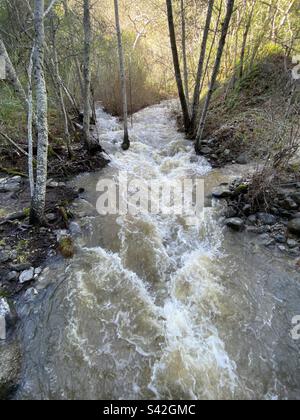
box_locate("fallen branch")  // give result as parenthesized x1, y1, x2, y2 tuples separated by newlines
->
(0, 166, 28, 178)
(0, 211, 27, 226)
(0, 131, 28, 157)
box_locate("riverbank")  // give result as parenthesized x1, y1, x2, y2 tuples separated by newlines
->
(0, 144, 109, 299)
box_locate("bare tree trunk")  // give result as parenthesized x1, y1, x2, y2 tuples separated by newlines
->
(50, 15, 73, 157)
(166, 0, 191, 133)
(239, 0, 256, 80)
(190, 0, 214, 134)
(114, 0, 130, 150)
(82, 0, 92, 151)
(181, 0, 189, 110)
(0, 37, 29, 114)
(30, 0, 48, 225)
(195, 0, 235, 153)
(27, 47, 35, 197)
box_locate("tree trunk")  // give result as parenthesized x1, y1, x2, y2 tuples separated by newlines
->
(239, 0, 256, 80)
(181, 0, 189, 110)
(30, 0, 49, 225)
(114, 0, 130, 150)
(166, 0, 191, 133)
(82, 0, 92, 151)
(190, 0, 214, 134)
(0, 37, 30, 114)
(50, 15, 73, 158)
(195, 0, 235, 153)
(27, 47, 35, 197)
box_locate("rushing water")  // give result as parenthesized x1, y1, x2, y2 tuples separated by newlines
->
(16, 102, 300, 400)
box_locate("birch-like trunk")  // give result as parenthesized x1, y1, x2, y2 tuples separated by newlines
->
(114, 0, 130, 150)
(190, 0, 214, 134)
(195, 0, 235, 153)
(166, 0, 191, 133)
(0, 37, 29, 114)
(27, 47, 35, 197)
(30, 0, 49, 225)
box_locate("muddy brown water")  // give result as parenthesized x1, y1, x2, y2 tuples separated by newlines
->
(15, 102, 300, 400)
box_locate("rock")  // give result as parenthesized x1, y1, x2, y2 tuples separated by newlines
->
(9, 263, 31, 272)
(287, 239, 298, 249)
(287, 219, 300, 237)
(34, 267, 42, 276)
(6, 271, 18, 282)
(258, 234, 275, 247)
(0, 341, 21, 399)
(246, 226, 260, 233)
(200, 146, 212, 155)
(19, 268, 34, 284)
(291, 192, 300, 205)
(69, 222, 82, 237)
(225, 207, 237, 218)
(247, 215, 257, 225)
(0, 176, 21, 193)
(24, 287, 38, 301)
(46, 213, 57, 222)
(289, 248, 299, 256)
(225, 218, 245, 232)
(257, 213, 277, 225)
(212, 186, 232, 199)
(275, 234, 286, 244)
(234, 183, 248, 195)
(58, 237, 75, 259)
(257, 225, 271, 234)
(282, 198, 298, 210)
(224, 149, 231, 156)
(236, 153, 248, 165)
(243, 204, 251, 215)
(47, 181, 59, 188)
(278, 245, 287, 253)
(0, 252, 10, 264)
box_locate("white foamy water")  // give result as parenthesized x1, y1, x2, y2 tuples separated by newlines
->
(17, 102, 300, 400)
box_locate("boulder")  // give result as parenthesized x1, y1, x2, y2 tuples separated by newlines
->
(19, 268, 34, 284)
(287, 239, 298, 249)
(0, 341, 21, 399)
(282, 198, 298, 211)
(212, 186, 232, 199)
(287, 219, 300, 237)
(225, 218, 245, 231)
(291, 192, 300, 205)
(274, 234, 286, 244)
(6, 271, 18, 282)
(247, 215, 257, 225)
(69, 222, 82, 237)
(0, 176, 21, 193)
(0, 252, 10, 264)
(236, 153, 248, 165)
(200, 146, 213, 155)
(257, 213, 277, 225)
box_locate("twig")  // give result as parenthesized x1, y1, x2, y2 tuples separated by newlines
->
(0, 131, 28, 157)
